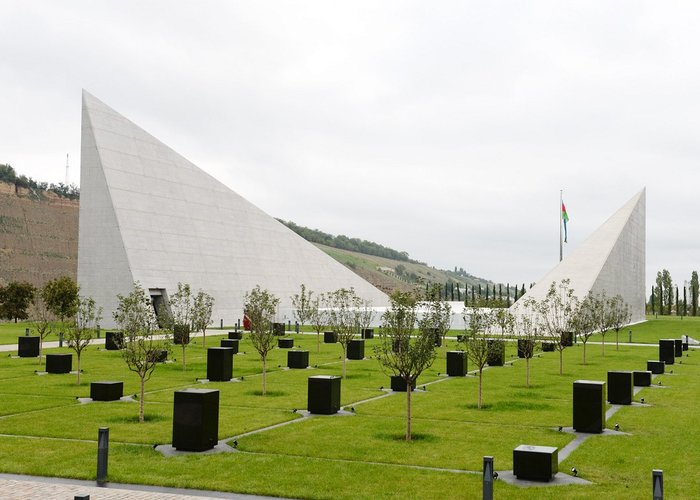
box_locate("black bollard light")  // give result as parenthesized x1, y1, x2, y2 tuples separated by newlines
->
(220, 318, 223, 329)
(59, 333, 63, 348)
(483, 455, 494, 500)
(25, 328, 30, 336)
(653, 469, 663, 500)
(97, 427, 109, 485)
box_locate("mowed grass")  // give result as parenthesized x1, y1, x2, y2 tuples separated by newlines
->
(0, 319, 697, 499)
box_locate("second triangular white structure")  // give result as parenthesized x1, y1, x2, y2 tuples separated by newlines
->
(78, 91, 388, 327)
(512, 189, 646, 323)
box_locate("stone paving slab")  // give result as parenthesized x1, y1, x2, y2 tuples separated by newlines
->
(0, 474, 279, 499)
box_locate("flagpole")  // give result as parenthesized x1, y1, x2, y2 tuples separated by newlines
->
(559, 190, 563, 262)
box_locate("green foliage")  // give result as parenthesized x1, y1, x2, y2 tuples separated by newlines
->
(244, 286, 280, 395)
(41, 276, 79, 326)
(192, 289, 215, 348)
(326, 288, 363, 379)
(159, 282, 194, 369)
(290, 284, 313, 327)
(65, 295, 102, 385)
(692, 271, 699, 316)
(277, 219, 417, 263)
(0, 281, 36, 322)
(0, 164, 79, 199)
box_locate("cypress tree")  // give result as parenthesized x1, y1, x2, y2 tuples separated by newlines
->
(478, 284, 482, 299)
(506, 283, 511, 307)
(514, 285, 519, 301)
(676, 287, 679, 316)
(521, 284, 526, 297)
(485, 285, 489, 301)
(472, 286, 475, 303)
(651, 286, 655, 315)
(683, 286, 687, 317)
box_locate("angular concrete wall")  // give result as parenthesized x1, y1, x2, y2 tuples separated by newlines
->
(78, 91, 388, 327)
(512, 189, 646, 324)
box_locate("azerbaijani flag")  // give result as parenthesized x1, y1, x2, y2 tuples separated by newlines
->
(562, 202, 569, 243)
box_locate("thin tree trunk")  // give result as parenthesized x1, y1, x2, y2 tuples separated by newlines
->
(202, 329, 206, 348)
(262, 356, 267, 395)
(559, 349, 563, 375)
(583, 341, 587, 365)
(77, 354, 81, 385)
(182, 344, 187, 370)
(478, 369, 483, 409)
(406, 382, 412, 441)
(39, 339, 43, 365)
(342, 345, 347, 379)
(139, 376, 145, 423)
(615, 330, 619, 351)
(602, 336, 605, 357)
(526, 358, 530, 387)
(317, 331, 320, 353)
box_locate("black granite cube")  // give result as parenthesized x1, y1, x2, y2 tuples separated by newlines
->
(633, 370, 652, 387)
(390, 375, 415, 392)
(446, 351, 468, 376)
(573, 380, 606, 433)
(517, 339, 534, 358)
(607, 371, 633, 405)
(659, 339, 675, 365)
(105, 331, 124, 350)
(220, 339, 239, 353)
(560, 331, 573, 347)
(542, 342, 555, 352)
(392, 338, 408, 353)
(430, 328, 442, 347)
(288, 350, 309, 369)
(674, 339, 683, 357)
(272, 322, 285, 336)
(173, 325, 190, 345)
(228, 331, 242, 340)
(307, 375, 341, 414)
(647, 360, 665, 374)
(324, 331, 338, 343)
(46, 353, 72, 374)
(347, 339, 365, 360)
(486, 339, 505, 366)
(361, 328, 374, 339)
(513, 444, 558, 482)
(18, 336, 39, 357)
(278, 338, 294, 349)
(90, 381, 123, 401)
(206, 347, 233, 382)
(150, 349, 168, 363)
(456, 335, 465, 342)
(172, 389, 219, 451)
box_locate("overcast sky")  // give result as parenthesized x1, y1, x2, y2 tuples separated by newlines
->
(2, 1, 699, 290)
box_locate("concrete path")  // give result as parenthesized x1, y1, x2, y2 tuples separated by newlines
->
(0, 473, 280, 499)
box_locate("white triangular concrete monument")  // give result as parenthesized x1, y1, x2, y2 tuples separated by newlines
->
(78, 91, 388, 327)
(512, 189, 646, 323)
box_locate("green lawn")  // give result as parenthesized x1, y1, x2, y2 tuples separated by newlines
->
(0, 318, 697, 499)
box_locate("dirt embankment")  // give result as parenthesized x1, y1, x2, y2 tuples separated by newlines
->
(0, 181, 78, 287)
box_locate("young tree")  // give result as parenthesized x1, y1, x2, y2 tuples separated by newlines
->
(244, 286, 279, 395)
(358, 298, 376, 337)
(113, 283, 170, 423)
(160, 283, 194, 370)
(609, 295, 632, 350)
(374, 290, 436, 440)
(422, 284, 452, 347)
(308, 292, 328, 353)
(0, 281, 36, 322)
(30, 295, 54, 365)
(691, 271, 699, 317)
(592, 292, 613, 356)
(327, 288, 362, 379)
(41, 276, 79, 338)
(192, 290, 215, 348)
(459, 305, 495, 409)
(493, 307, 515, 338)
(515, 297, 541, 387)
(538, 279, 576, 375)
(570, 292, 597, 364)
(291, 284, 313, 330)
(65, 295, 102, 385)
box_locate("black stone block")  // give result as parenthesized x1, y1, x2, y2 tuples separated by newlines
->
(272, 322, 285, 336)
(513, 444, 559, 482)
(517, 339, 534, 358)
(674, 339, 683, 357)
(307, 375, 341, 414)
(288, 350, 309, 369)
(429, 328, 442, 347)
(228, 331, 242, 340)
(90, 381, 123, 401)
(560, 331, 573, 347)
(324, 331, 338, 343)
(206, 347, 233, 382)
(647, 360, 665, 374)
(150, 349, 168, 363)
(633, 370, 652, 387)
(542, 342, 555, 352)
(659, 339, 675, 365)
(18, 336, 39, 357)
(607, 371, 633, 405)
(683, 342, 689, 351)
(392, 338, 408, 353)
(390, 375, 415, 392)
(456, 335, 465, 342)
(347, 339, 365, 360)
(446, 351, 467, 376)
(278, 338, 294, 349)
(486, 339, 505, 366)
(220, 339, 239, 353)
(105, 331, 124, 350)
(573, 380, 606, 433)
(361, 328, 374, 339)
(173, 325, 190, 345)
(172, 389, 219, 451)
(46, 353, 72, 374)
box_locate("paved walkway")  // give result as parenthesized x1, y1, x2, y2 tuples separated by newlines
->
(0, 473, 277, 499)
